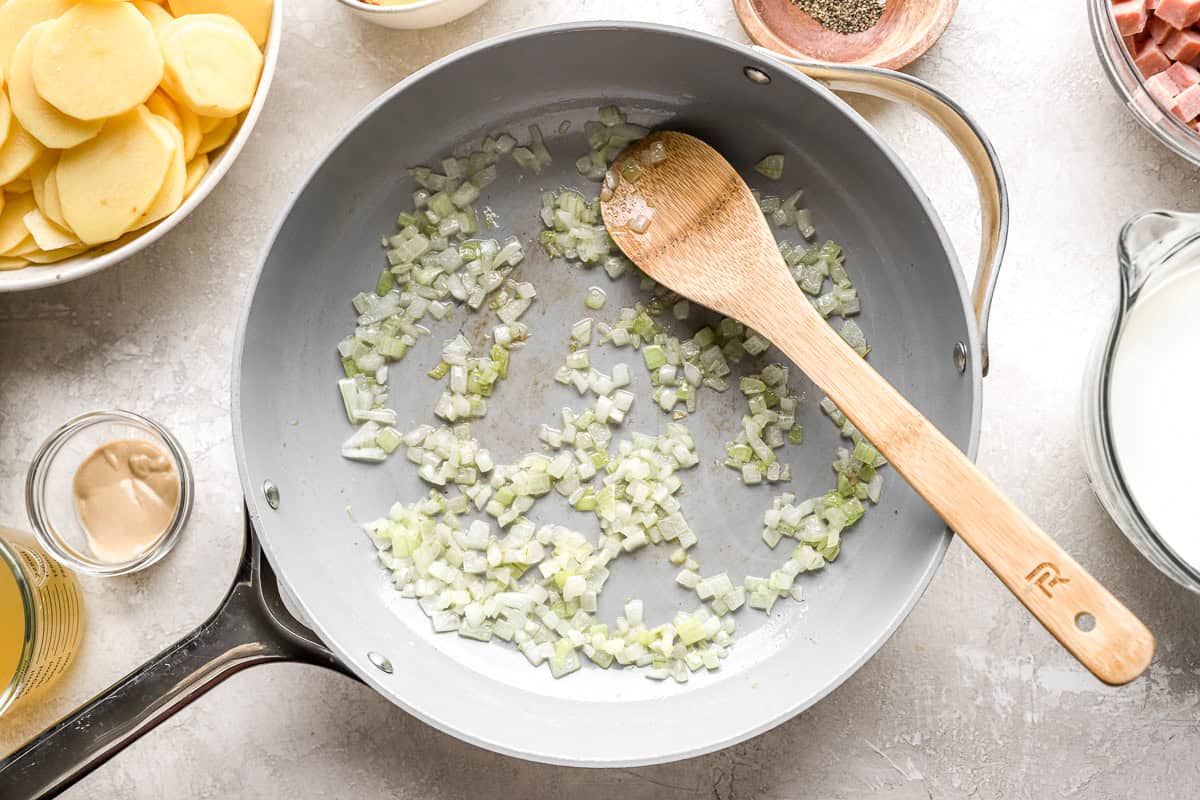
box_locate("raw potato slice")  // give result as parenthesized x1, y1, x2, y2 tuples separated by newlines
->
(0, 191, 35, 253)
(40, 163, 68, 230)
(0, 256, 30, 271)
(32, 2, 164, 121)
(9, 23, 103, 149)
(168, 0, 272, 47)
(0, 90, 10, 152)
(198, 114, 223, 133)
(196, 114, 236, 155)
(160, 15, 262, 118)
(5, 235, 39, 258)
(57, 107, 174, 245)
(0, 0, 77, 76)
(0, 118, 44, 186)
(24, 244, 85, 264)
(23, 208, 77, 250)
(133, 0, 173, 36)
(183, 152, 208, 198)
(27, 152, 55, 211)
(136, 116, 186, 228)
(150, 88, 203, 160)
(6, 177, 31, 194)
(146, 89, 182, 132)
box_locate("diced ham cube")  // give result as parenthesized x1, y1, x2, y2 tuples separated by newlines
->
(1135, 39, 1174, 75)
(1115, 0, 1149, 33)
(1147, 72, 1182, 106)
(1163, 28, 1200, 61)
(1154, 0, 1200, 28)
(1171, 82, 1200, 120)
(1168, 60, 1200, 86)
(1148, 14, 1174, 41)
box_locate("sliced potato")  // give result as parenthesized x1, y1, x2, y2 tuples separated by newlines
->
(160, 15, 262, 118)
(0, 117, 44, 185)
(0, 0, 77, 76)
(39, 163, 68, 230)
(6, 177, 30, 193)
(23, 207, 77, 250)
(32, 2, 164, 121)
(196, 114, 236, 155)
(57, 106, 174, 245)
(183, 152, 208, 198)
(146, 88, 182, 132)
(168, 0, 271, 48)
(23, 244, 86, 264)
(0, 192, 35, 253)
(177, 101, 202, 161)
(0, 256, 30, 271)
(28, 151, 56, 213)
(136, 115, 186, 228)
(132, 0, 173, 36)
(0, 89, 10, 151)
(197, 114, 223, 134)
(4, 235, 39, 258)
(9, 22, 102, 149)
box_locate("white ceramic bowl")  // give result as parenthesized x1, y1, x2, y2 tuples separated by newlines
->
(334, 0, 490, 29)
(0, 0, 284, 293)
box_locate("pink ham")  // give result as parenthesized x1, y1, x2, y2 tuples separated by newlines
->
(1115, 0, 1150, 33)
(1167, 60, 1200, 86)
(1171, 83, 1200, 120)
(1148, 14, 1174, 41)
(1147, 0, 1162, 8)
(1163, 28, 1200, 61)
(1154, 0, 1200, 28)
(1147, 71, 1182, 106)
(1136, 39, 1175, 75)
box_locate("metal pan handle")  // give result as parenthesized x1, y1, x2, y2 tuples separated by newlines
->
(760, 50, 1009, 377)
(0, 513, 347, 800)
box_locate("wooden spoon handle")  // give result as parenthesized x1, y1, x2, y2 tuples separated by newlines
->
(754, 280, 1154, 685)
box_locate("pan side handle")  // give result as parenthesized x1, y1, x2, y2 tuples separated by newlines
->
(0, 511, 349, 800)
(759, 50, 1009, 377)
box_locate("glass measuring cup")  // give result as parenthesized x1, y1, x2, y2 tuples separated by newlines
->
(1083, 210, 1200, 592)
(0, 525, 84, 718)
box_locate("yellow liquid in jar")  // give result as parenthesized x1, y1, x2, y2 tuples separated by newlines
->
(0, 558, 24, 690)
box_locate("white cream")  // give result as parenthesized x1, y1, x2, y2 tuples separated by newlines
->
(1109, 265, 1200, 568)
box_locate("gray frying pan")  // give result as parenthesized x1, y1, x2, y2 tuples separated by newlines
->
(0, 22, 1007, 795)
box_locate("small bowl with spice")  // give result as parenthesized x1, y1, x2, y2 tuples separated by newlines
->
(734, 0, 959, 70)
(25, 410, 193, 577)
(334, 0, 492, 29)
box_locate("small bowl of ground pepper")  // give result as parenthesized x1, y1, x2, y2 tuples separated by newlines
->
(733, 0, 959, 70)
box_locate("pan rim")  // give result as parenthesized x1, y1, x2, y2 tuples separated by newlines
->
(232, 20, 982, 767)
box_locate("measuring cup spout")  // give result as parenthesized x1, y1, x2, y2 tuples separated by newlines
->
(1118, 209, 1200, 301)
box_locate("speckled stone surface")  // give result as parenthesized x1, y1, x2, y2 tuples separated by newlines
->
(1, 1, 1197, 797)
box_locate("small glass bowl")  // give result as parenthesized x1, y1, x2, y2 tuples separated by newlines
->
(1088, 0, 1200, 165)
(25, 410, 194, 576)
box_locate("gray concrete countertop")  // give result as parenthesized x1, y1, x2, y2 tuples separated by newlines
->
(1, 1, 1196, 797)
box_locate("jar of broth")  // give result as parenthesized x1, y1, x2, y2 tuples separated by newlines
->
(0, 525, 84, 718)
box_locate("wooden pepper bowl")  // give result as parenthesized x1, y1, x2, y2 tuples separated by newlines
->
(733, 0, 959, 70)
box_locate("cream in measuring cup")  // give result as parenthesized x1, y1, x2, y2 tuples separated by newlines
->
(1108, 265, 1200, 567)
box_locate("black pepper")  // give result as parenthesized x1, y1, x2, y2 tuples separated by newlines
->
(791, 0, 886, 35)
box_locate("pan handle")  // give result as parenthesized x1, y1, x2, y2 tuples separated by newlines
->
(0, 511, 349, 800)
(759, 50, 1009, 377)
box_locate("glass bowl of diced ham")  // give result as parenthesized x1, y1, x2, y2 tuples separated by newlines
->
(1091, 0, 1200, 163)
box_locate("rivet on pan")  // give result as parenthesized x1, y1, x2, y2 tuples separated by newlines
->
(743, 66, 771, 85)
(953, 342, 968, 374)
(367, 651, 394, 674)
(262, 480, 280, 509)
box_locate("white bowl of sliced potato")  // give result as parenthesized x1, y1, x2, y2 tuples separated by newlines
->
(0, 0, 280, 292)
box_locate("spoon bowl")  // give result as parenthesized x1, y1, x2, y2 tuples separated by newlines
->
(602, 131, 1155, 686)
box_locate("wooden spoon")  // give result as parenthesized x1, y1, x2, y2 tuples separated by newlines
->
(601, 131, 1154, 686)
